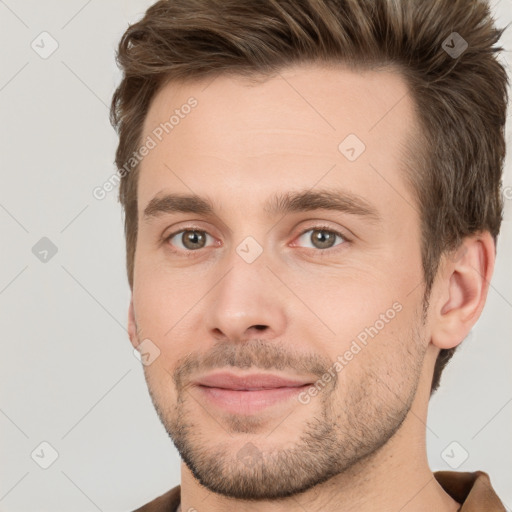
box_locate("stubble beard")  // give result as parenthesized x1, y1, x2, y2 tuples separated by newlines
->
(144, 322, 428, 501)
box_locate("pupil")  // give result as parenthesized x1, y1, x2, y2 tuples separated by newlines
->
(313, 230, 334, 249)
(184, 231, 205, 249)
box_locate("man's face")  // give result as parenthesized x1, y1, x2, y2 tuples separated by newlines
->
(130, 64, 431, 499)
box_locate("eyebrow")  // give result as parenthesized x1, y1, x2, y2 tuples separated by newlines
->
(143, 189, 380, 222)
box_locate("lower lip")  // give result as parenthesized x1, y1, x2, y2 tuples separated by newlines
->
(195, 385, 310, 414)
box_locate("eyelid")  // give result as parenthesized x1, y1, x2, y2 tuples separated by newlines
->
(297, 224, 350, 239)
(162, 220, 217, 241)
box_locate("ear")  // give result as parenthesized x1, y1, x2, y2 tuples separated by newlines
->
(430, 232, 495, 350)
(128, 296, 139, 349)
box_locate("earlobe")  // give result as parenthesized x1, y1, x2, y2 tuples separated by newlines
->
(128, 297, 139, 349)
(431, 232, 495, 350)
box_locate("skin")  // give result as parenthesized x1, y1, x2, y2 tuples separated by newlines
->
(127, 64, 494, 512)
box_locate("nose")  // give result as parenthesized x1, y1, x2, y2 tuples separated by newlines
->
(204, 251, 287, 344)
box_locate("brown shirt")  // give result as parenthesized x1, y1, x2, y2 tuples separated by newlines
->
(132, 470, 506, 511)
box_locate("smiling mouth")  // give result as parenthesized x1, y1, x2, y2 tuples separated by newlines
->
(195, 384, 311, 414)
(191, 371, 314, 415)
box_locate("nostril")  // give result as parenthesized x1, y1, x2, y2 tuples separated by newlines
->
(253, 325, 267, 331)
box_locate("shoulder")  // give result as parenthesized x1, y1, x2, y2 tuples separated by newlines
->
(434, 470, 506, 510)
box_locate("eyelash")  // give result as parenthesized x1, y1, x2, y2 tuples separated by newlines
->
(164, 224, 349, 257)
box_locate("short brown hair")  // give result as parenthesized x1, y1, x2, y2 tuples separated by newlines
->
(110, 0, 508, 395)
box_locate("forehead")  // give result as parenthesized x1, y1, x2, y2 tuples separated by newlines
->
(138, 64, 417, 214)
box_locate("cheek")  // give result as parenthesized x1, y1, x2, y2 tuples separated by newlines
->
(132, 262, 221, 387)
(286, 266, 407, 337)
(133, 261, 207, 337)
(301, 273, 424, 381)
(332, 305, 426, 409)
(143, 361, 179, 417)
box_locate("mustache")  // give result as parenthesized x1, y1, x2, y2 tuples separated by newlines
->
(173, 339, 334, 390)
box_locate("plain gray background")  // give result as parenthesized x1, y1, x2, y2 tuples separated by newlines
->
(0, 1, 511, 510)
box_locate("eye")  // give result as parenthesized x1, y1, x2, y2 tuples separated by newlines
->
(166, 229, 215, 251)
(295, 227, 346, 250)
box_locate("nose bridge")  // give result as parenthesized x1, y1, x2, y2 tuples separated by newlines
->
(225, 241, 268, 299)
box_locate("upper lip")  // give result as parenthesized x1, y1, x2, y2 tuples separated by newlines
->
(193, 372, 313, 390)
